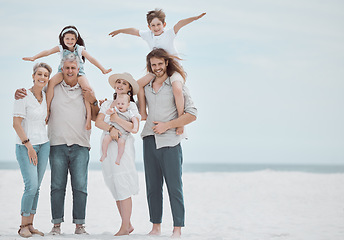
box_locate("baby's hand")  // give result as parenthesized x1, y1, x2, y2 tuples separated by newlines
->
(102, 68, 112, 74)
(99, 98, 107, 106)
(106, 108, 114, 115)
(22, 57, 35, 62)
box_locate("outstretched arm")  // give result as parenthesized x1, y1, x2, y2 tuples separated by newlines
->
(22, 46, 59, 61)
(109, 28, 140, 37)
(173, 12, 206, 34)
(82, 50, 112, 74)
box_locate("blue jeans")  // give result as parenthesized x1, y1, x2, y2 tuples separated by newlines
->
(16, 142, 50, 217)
(143, 136, 185, 227)
(49, 144, 89, 224)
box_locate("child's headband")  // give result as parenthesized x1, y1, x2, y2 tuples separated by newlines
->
(61, 28, 79, 38)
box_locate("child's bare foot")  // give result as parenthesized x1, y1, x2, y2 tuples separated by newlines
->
(115, 160, 120, 165)
(85, 121, 91, 130)
(100, 155, 106, 162)
(176, 126, 184, 135)
(140, 112, 147, 121)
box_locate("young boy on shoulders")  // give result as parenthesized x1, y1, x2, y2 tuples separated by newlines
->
(109, 9, 205, 135)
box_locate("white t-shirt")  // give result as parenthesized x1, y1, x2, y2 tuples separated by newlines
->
(139, 28, 179, 58)
(13, 90, 49, 145)
(139, 28, 185, 83)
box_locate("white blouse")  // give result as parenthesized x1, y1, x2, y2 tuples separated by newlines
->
(13, 90, 49, 145)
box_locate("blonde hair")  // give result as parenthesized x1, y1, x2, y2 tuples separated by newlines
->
(33, 62, 52, 76)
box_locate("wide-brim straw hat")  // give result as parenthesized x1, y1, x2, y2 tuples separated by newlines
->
(108, 72, 139, 95)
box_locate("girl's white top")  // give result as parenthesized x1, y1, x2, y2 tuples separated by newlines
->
(13, 89, 49, 145)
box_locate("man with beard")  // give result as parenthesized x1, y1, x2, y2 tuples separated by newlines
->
(140, 48, 197, 238)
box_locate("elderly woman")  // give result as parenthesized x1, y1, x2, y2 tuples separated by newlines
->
(13, 63, 52, 237)
(95, 72, 140, 236)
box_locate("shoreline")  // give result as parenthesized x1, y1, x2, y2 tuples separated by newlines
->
(1, 170, 344, 240)
(1, 161, 344, 173)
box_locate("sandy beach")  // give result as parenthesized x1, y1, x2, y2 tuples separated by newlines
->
(1, 169, 343, 240)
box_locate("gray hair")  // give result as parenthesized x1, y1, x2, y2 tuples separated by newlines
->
(61, 53, 80, 69)
(33, 62, 52, 76)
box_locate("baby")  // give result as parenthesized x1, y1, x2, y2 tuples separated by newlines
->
(100, 93, 139, 165)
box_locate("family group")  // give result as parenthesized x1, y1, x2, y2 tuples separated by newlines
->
(13, 9, 205, 238)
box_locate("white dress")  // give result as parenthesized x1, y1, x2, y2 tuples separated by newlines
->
(100, 100, 139, 200)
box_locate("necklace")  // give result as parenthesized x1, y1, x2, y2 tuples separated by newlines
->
(30, 88, 43, 104)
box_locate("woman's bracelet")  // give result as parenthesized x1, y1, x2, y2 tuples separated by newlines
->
(108, 125, 115, 133)
(22, 139, 30, 144)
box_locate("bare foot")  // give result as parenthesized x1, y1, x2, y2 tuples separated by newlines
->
(85, 122, 91, 130)
(115, 160, 120, 165)
(148, 224, 161, 236)
(114, 228, 129, 236)
(171, 227, 181, 238)
(100, 155, 106, 162)
(128, 225, 134, 234)
(140, 112, 147, 121)
(148, 229, 161, 235)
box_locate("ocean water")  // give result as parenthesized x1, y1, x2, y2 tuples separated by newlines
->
(1, 161, 344, 173)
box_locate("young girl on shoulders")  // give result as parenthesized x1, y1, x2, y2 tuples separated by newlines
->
(23, 25, 112, 130)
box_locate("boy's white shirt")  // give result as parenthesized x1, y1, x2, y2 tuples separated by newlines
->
(139, 28, 179, 58)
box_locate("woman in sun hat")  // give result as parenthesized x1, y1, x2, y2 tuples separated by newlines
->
(95, 72, 140, 236)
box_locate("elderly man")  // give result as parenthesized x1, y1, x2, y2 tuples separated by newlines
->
(47, 53, 99, 235)
(15, 54, 99, 235)
(140, 48, 197, 238)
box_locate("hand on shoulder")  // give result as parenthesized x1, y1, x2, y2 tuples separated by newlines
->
(15, 88, 27, 100)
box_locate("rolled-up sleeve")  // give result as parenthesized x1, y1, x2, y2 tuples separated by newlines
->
(183, 86, 198, 117)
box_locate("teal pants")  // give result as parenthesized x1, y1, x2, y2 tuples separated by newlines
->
(143, 136, 185, 227)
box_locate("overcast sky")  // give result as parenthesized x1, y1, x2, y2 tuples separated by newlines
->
(1, 0, 343, 165)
